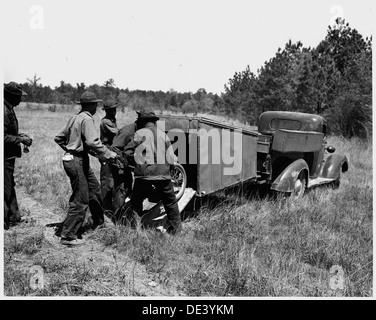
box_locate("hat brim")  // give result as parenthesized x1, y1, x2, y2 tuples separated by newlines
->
(136, 116, 160, 122)
(102, 104, 118, 110)
(4, 88, 28, 96)
(76, 99, 103, 104)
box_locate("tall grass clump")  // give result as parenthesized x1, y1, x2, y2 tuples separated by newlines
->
(4, 228, 45, 256)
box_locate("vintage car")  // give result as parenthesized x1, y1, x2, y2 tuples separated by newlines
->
(256, 111, 348, 199)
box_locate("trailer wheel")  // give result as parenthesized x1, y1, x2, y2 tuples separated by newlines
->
(170, 163, 187, 201)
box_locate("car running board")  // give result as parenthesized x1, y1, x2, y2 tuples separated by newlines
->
(307, 177, 335, 188)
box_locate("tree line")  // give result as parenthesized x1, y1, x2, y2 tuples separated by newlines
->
(222, 19, 372, 139)
(20, 19, 371, 139)
(21, 76, 224, 116)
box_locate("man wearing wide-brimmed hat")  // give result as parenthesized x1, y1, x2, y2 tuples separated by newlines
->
(99, 98, 119, 214)
(123, 110, 182, 235)
(54, 91, 117, 246)
(3, 82, 33, 230)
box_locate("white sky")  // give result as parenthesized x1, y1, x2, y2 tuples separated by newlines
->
(0, 0, 374, 94)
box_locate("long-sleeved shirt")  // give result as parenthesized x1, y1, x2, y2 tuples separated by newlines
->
(4, 99, 22, 160)
(111, 122, 137, 153)
(54, 111, 113, 160)
(100, 117, 118, 146)
(123, 122, 177, 180)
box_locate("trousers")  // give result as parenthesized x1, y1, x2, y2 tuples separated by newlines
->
(100, 163, 133, 221)
(4, 159, 21, 229)
(100, 162, 114, 212)
(61, 155, 104, 240)
(131, 179, 182, 234)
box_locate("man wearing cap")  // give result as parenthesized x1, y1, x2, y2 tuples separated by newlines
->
(99, 99, 119, 214)
(54, 91, 117, 246)
(123, 111, 182, 235)
(4, 82, 33, 230)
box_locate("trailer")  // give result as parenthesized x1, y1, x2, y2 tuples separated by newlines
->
(116, 114, 259, 230)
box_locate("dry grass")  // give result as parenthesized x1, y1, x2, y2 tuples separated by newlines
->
(4, 106, 372, 297)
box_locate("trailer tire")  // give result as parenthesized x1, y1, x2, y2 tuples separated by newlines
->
(170, 163, 187, 201)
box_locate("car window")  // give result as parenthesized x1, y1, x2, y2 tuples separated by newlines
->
(270, 119, 301, 131)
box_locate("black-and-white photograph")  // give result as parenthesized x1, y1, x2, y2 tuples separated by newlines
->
(1, 0, 373, 302)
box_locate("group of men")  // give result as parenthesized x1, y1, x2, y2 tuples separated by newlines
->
(4, 82, 182, 246)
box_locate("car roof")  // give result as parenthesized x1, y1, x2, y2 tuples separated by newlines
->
(258, 111, 326, 134)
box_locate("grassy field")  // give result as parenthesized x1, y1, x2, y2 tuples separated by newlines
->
(3, 106, 373, 297)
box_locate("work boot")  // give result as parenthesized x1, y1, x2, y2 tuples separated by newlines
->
(166, 223, 182, 235)
(92, 220, 105, 230)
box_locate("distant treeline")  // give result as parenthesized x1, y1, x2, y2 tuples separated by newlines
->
(21, 79, 223, 117)
(21, 19, 371, 139)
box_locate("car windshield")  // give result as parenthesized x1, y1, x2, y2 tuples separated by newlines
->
(270, 118, 301, 131)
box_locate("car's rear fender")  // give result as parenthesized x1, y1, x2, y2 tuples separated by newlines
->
(320, 153, 348, 180)
(270, 159, 309, 193)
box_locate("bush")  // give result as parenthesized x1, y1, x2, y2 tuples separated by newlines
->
(182, 100, 199, 114)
